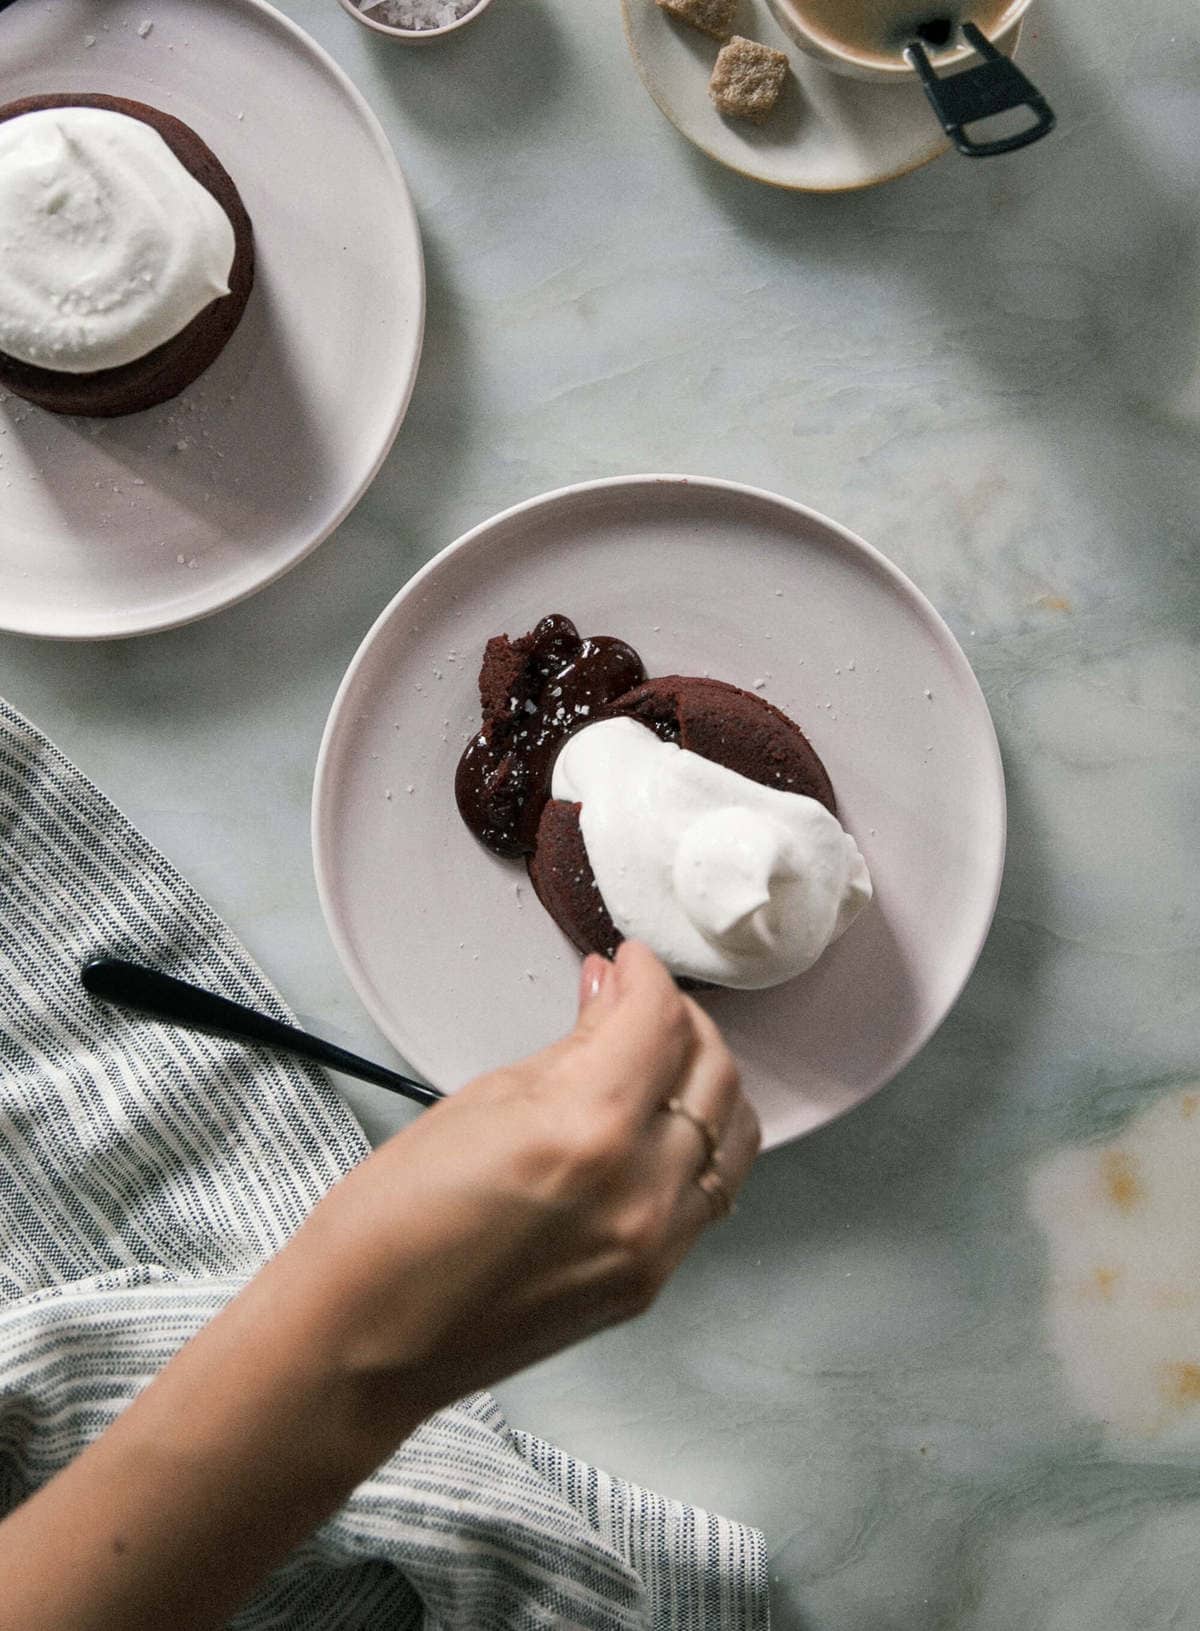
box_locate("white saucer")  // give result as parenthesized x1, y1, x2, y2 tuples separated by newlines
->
(0, 0, 424, 639)
(622, 0, 1020, 191)
(313, 475, 1006, 1149)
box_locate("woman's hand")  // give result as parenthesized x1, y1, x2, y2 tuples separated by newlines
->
(302, 938, 762, 1428)
(0, 941, 759, 1631)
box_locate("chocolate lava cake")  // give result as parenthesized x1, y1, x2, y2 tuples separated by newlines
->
(455, 615, 837, 962)
(0, 93, 255, 416)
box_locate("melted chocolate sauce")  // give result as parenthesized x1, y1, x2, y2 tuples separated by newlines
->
(455, 614, 646, 857)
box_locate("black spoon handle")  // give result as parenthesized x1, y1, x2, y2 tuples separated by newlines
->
(82, 958, 443, 1109)
(906, 22, 1055, 158)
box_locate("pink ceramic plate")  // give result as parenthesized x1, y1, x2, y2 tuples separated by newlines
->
(313, 475, 1005, 1148)
(0, 0, 423, 639)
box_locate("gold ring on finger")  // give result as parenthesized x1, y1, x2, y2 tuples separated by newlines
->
(696, 1161, 736, 1221)
(663, 1096, 721, 1168)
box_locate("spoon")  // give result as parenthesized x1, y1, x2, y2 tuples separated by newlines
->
(81, 958, 443, 1109)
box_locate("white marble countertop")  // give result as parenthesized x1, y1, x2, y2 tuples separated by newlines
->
(3, 1, 1199, 1623)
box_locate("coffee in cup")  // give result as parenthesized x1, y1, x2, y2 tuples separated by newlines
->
(767, 0, 1030, 79)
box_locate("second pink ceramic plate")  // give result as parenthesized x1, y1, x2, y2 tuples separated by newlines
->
(0, 0, 423, 638)
(313, 475, 1005, 1148)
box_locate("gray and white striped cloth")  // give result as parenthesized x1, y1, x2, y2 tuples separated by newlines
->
(0, 698, 768, 1630)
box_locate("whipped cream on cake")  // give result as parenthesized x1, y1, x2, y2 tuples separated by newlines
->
(552, 716, 872, 989)
(0, 106, 235, 373)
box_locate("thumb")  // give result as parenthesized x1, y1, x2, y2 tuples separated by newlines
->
(574, 952, 616, 1034)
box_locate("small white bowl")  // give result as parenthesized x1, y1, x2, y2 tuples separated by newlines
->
(338, 0, 494, 41)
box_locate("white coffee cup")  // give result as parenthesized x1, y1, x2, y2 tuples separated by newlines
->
(765, 0, 1033, 82)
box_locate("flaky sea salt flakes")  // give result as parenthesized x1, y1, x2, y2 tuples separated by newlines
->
(360, 0, 480, 28)
(137, 19, 153, 36)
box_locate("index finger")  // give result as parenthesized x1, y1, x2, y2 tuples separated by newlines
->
(569, 940, 697, 1112)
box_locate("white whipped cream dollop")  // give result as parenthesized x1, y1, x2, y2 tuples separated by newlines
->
(0, 107, 235, 373)
(552, 716, 872, 989)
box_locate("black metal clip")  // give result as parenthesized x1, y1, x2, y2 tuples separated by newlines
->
(906, 21, 1056, 158)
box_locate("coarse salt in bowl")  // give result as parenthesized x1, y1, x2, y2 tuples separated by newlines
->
(339, 0, 494, 39)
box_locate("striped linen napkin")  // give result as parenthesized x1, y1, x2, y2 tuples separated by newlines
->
(0, 697, 768, 1630)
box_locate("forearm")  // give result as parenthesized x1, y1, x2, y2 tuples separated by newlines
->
(0, 1206, 425, 1631)
(0, 944, 757, 1631)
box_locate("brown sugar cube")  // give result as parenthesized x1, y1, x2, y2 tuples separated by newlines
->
(654, 0, 738, 42)
(709, 36, 790, 123)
